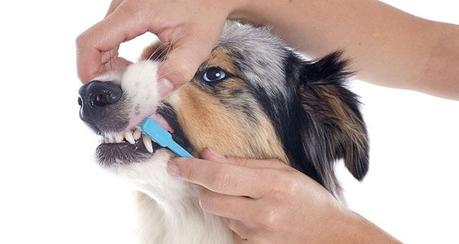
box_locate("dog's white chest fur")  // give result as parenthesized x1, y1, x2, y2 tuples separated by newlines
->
(111, 150, 233, 244)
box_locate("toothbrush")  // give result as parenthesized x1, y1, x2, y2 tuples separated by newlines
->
(140, 118, 193, 158)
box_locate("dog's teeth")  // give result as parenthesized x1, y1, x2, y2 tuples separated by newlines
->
(124, 131, 135, 144)
(133, 128, 141, 140)
(142, 134, 154, 153)
(115, 134, 124, 143)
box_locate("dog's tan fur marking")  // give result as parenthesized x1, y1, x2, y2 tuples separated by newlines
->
(323, 89, 366, 145)
(171, 83, 288, 163)
(204, 47, 239, 74)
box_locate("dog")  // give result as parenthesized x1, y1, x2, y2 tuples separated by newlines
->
(78, 21, 369, 244)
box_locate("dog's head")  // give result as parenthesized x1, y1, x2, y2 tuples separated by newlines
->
(78, 22, 369, 196)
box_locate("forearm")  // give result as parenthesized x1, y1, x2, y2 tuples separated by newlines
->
(417, 22, 459, 99)
(231, 0, 459, 99)
(335, 210, 401, 244)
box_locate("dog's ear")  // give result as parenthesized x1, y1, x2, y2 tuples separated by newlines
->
(140, 42, 170, 61)
(298, 52, 369, 181)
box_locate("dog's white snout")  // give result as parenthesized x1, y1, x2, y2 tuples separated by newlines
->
(121, 60, 162, 130)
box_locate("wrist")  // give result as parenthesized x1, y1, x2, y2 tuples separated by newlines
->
(331, 207, 401, 244)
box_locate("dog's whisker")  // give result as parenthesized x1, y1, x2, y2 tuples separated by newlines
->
(147, 42, 172, 62)
(147, 45, 162, 61)
(160, 43, 173, 60)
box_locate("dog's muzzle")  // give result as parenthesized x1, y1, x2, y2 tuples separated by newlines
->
(78, 80, 128, 134)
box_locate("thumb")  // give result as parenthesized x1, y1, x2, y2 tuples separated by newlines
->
(157, 26, 221, 98)
(76, 1, 149, 82)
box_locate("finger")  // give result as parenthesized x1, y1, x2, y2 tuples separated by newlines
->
(169, 158, 272, 198)
(102, 57, 132, 73)
(100, 47, 120, 64)
(232, 232, 248, 244)
(101, 1, 125, 73)
(76, 2, 149, 82)
(157, 23, 222, 98)
(201, 148, 290, 170)
(199, 189, 260, 223)
(222, 218, 251, 241)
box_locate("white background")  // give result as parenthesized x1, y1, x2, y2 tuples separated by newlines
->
(0, 0, 457, 243)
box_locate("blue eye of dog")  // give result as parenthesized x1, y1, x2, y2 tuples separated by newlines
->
(202, 67, 227, 83)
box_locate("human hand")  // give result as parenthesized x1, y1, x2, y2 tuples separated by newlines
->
(76, 0, 243, 97)
(168, 148, 399, 243)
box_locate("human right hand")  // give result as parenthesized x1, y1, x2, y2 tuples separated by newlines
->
(168, 149, 400, 244)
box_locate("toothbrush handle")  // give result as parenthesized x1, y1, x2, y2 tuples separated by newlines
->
(169, 141, 193, 158)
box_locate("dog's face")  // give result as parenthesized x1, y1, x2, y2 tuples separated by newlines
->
(78, 22, 369, 196)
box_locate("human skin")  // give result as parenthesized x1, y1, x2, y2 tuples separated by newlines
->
(168, 149, 400, 243)
(233, 1, 459, 100)
(76, 0, 459, 99)
(76, 0, 458, 242)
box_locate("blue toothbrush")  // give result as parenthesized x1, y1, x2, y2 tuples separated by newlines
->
(141, 118, 193, 158)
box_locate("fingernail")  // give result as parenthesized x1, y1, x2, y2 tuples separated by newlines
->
(204, 148, 226, 161)
(158, 78, 174, 98)
(167, 160, 180, 177)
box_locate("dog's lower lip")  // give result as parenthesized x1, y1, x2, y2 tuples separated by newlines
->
(95, 119, 162, 164)
(96, 139, 161, 165)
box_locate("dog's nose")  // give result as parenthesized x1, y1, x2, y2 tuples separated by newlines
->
(78, 81, 122, 125)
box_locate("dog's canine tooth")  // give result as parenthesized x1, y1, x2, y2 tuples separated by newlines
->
(142, 134, 154, 153)
(124, 131, 135, 144)
(133, 128, 141, 140)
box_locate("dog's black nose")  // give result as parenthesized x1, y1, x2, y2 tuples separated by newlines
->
(78, 81, 122, 126)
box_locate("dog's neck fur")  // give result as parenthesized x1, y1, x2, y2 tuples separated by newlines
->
(112, 150, 233, 244)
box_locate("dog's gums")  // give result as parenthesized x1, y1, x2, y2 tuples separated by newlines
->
(100, 114, 174, 151)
